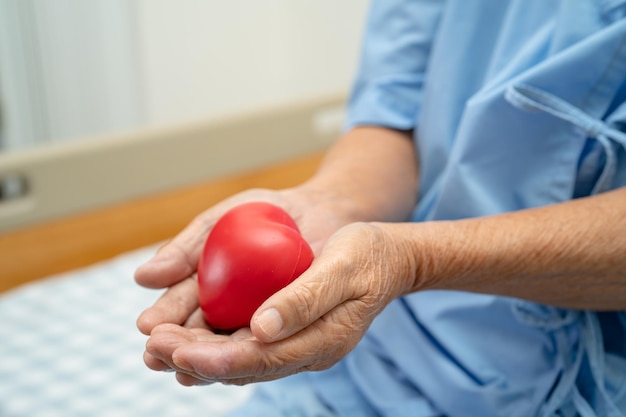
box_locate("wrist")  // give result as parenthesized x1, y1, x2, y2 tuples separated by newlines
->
(380, 220, 484, 296)
(369, 222, 428, 299)
(294, 127, 418, 223)
(286, 181, 378, 225)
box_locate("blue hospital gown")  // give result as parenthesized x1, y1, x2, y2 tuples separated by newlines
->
(229, 1, 626, 416)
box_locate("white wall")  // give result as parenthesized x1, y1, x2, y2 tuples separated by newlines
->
(0, 1, 368, 151)
(0, 0, 142, 150)
(135, 1, 367, 126)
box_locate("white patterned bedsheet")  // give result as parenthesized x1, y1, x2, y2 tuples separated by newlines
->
(0, 246, 251, 417)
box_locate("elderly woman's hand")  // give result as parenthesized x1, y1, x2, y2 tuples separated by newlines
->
(135, 185, 364, 382)
(136, 126, 420, 385)
(143, 221, 415, 386)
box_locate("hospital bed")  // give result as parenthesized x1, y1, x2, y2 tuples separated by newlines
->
(0, 96, 342, 416)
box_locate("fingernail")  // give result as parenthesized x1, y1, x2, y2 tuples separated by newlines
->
(255, 308, 283, 340)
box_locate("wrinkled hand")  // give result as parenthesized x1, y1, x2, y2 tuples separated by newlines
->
(141, 221, 414, 386)
(136, 186, 353, 381)
(136, 187, 341, 325)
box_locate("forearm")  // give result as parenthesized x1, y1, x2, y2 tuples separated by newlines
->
(299, 126, 419, 223)
(395, 187, 626, 310)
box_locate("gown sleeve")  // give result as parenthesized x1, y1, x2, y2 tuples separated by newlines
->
(344, 0, 445, 131)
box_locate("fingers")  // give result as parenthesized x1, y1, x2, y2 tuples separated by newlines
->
(143, 350, 171, 372)
(145, 324, 269, 384)
(250, 224, 380, 343)
(143, 324, 217, 386)
(145, 324, 196, 367)
(135, 215, 215, 289)
(134, 190, 287, 289)
(250, 259, 356, 343)
(136, 277, 199, 335)
(138, 208, 404, 387)
(250, 222, 407, 346)
(145, 324, 261, 385)
(141, 224, 390, 386)
(175, 372, 215, 386)
(173, 339, 294, 386)
(169, 301, 363, 385)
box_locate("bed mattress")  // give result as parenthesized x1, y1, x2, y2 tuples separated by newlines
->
(0, 246, 251, 417)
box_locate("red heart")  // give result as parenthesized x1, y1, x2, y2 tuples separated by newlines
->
(198, 202, 314, 330)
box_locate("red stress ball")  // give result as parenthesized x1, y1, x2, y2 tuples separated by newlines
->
(197, 202, 314, 331)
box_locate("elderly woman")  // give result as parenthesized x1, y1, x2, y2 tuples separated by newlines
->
(136, 1, 626, 416)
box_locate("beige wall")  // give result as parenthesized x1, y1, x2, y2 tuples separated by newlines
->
(136, 1, 368, 127)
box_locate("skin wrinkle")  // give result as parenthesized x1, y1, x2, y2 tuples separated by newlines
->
(403, 188, 626, 309)
(286, 300, 359, 372)
(251, 330, 326, 381)
(364, 225, 388, 299)
(176, 343, 236, 380)
(310, 303, 363, 367)
(291, 280, 328, 331)
(168, 230, 204, 268)
(185, 216, 214, 248)
(196, 321, 329, 382)
(377, 223, 418, 298)
(522, 210, 617, 280)
(396, 221, 453, 294)
(169, 278, 198, 316)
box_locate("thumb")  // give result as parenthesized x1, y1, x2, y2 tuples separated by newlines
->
(250, 260, 354, 343)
